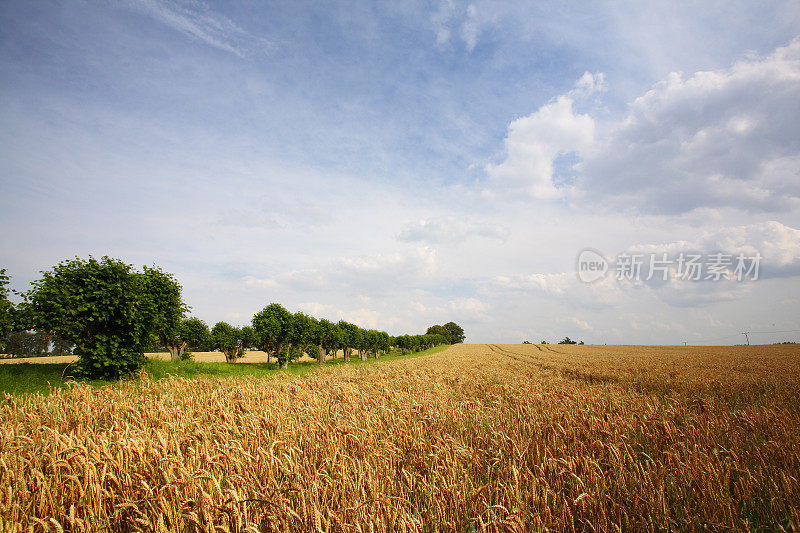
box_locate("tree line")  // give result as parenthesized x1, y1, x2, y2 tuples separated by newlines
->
(0, 258, 464, 379)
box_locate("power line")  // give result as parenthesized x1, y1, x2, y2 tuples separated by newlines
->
(687, 328, 799, 344)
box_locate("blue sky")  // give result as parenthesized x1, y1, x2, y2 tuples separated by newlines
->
(2, 1, 800, 344)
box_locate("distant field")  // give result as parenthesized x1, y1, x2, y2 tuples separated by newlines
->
(1, 344, 798, 530)
(0, 350, 320, 365)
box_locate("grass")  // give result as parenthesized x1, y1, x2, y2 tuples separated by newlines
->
(0, 344, 449, 395)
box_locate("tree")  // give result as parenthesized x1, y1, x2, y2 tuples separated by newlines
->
(252, 303, 291, 365)
(558, 337, 577, 345)
(336, 320, 354, 362)
(141, 266, 189, 361)
(443, 322, 465, 344)
(284, 312, 314, 369)
(180, 317, 211, 354)
(239, 326, 258, 354)
(2, 330, 49, 357)
(360, 329, 378, 359)
(306, 316, 325, 365)
(211, 322, 244, 363)
(316, 319, 341, 365)
(426, 324, 448, 339)
(27, 256, 185, 379)
(0, 268, 13, 339)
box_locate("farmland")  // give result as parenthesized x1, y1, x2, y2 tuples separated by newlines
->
(1, 343, 799, 531)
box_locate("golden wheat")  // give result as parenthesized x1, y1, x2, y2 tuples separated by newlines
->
(1, 344, 798, 531)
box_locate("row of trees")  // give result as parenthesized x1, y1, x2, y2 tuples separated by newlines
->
(0, 258, 462, 379)
(162, 306, 451, 368)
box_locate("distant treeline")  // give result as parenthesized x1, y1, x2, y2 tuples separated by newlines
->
(0, 258, 465, 378)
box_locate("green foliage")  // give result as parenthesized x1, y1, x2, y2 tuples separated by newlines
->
(316, 319, 341, 362)
(239, 326, 257, 351)
(252, 303, 292, 364)
(180, 317, 211, 353)
(142, 266, 188, 360)
(26, 256, 185, 379)
(558, 337, 578, 345)
(427, 322, 465, 344)
(426, 324, 448, 338)
(211, 321, 243, 363)
(1, 330, 49, 356)
(443, 322, 465, 344)
(287, 312, 314, 354)
(0, 269, 12, 338)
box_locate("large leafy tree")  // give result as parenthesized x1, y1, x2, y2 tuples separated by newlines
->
(141, 266, 189, 361)
(426, 324, 449, 340)
(337, 320, 359, 362)
(211, 322, 243, 363)
(443, 322, 465, 344)
(252, 303, 292, 365)
(314, 319, 341, 365)
(284, 312, 314, 369)
(180, 317, 211, 353)
(27, 257, 186, 379)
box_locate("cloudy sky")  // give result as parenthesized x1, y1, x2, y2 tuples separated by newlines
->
(2, 1, 800, 344)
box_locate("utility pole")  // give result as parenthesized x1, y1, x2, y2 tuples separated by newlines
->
(683, 341, 687, 346)
(741, 332, 750, 345)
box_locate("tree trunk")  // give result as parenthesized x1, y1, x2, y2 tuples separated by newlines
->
(167, 341, 187, 362)
(281, 343, 291, 369)
(344, 347, 350, 362)
(318, 344, 325, 365)
(167, 345, 179, 362)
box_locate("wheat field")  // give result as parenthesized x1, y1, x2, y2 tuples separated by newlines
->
(1, 343, 799, 531)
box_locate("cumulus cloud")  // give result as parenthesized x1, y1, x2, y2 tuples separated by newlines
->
(484, 221, 800, 309)
(624, 221, 800, 280)
(580, 39, 800, 213)
(397, 216, 509, 244)
(486, 40, 800, 213)
(485, 91, 596, 199)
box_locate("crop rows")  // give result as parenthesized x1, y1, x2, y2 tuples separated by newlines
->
(1, 344, 799, 531)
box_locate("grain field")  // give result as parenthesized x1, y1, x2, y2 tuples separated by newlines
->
(1, 344, 799, 531)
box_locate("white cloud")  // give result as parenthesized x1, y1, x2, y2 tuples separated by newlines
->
(460, 4, 480, 52)
(430, 0, 481, 51)
(579, 39, 800, 213)
(397, 216, 509, 244)
(569, 71, 607, 98)
(247, 246, 437, 296)
(412, 297, 489, 321)
(125, 0, 269, 57)
(485, 39, 800, 213)
(627, 220, 800, 279)
(485, 93, 595, 199)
